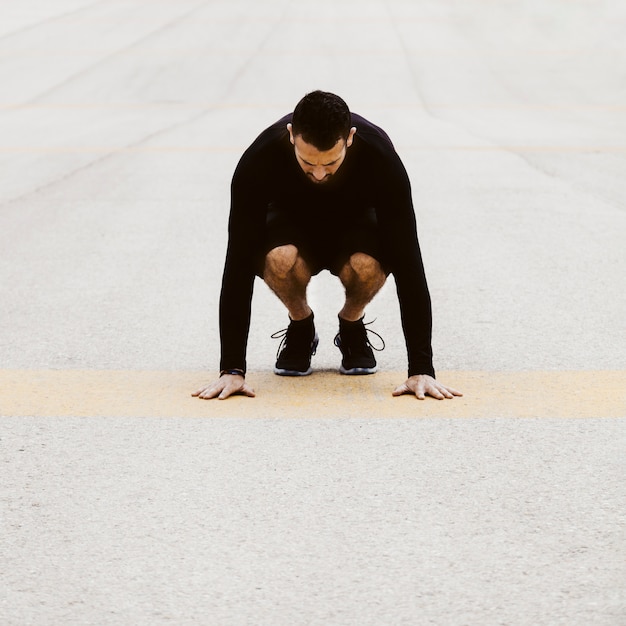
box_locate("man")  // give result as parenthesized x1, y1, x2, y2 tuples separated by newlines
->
(193, 91, 461, 401)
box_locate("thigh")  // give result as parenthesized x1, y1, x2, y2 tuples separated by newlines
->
(260, 202, 387, 277)
(259, 203, 324, 276)
(324, 206, 388, 276)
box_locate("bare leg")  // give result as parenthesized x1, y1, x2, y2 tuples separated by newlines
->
(338, 252, 387, 321)
(263, 244, 313, 320)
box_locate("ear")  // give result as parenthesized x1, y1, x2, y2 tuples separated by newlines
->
(287, 123, 295, 145)
(346, 126, 357, 148)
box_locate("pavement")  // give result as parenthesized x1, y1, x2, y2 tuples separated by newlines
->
(1, 1, 625, 625)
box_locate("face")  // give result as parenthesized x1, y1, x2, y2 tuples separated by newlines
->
(288, 123, 356, 184)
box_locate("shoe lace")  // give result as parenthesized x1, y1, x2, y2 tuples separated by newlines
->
(270, 327, 289, 359)
(334, 319, 386, 352)
(271, 325, 317, 358)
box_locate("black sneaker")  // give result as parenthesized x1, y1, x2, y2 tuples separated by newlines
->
(334, 317, 385, 375)
(272, 313, 319, 376)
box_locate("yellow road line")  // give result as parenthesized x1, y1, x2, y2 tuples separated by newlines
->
(0, 370, 624, 419)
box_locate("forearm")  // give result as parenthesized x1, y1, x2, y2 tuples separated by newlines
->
(218, 254, 256, 373)
(396, 275, 435, 378)
(388, 232, 435, 378)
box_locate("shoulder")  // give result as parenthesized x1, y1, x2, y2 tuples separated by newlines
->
(234, 114, 292, 177)
(243, 114, 291, 158)
(351, 113, 396, 153)
(351, 113, 406, 171)
(351, 113, 409, 180)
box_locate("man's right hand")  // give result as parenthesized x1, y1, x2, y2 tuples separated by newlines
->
(192, 374, 256, 400)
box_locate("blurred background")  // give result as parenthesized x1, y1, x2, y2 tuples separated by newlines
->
(1, 0, 625, 375)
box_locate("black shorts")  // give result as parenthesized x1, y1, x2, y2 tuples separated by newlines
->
(260, 202, 386, 276)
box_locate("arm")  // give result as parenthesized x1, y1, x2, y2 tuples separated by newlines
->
(376, 152, 462, 400)
(219, 159, 266, 373)
(194, 154, 266, 400)
(376, 153, 434, 377)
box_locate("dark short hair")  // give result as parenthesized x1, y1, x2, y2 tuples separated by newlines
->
(291, 91, 351, 151)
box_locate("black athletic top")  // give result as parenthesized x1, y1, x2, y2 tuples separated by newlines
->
(219, 113, 435, 378)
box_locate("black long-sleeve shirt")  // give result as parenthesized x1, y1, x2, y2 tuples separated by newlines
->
(219, 113, 435, 378)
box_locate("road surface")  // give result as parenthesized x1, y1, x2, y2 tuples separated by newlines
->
(1, 1, 625, 624)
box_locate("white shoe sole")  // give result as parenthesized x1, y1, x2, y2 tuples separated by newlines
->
(339, 365, 377, 375)
(274, 366, 313, 376)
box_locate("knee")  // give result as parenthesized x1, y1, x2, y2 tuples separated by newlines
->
(264, 244, 300, 279)
(346, 252, 385, 283)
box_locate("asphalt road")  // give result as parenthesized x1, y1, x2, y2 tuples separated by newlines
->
(1, 1, 625, 624)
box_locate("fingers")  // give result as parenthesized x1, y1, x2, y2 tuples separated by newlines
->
(192, 384, 221, 400)
(391, 383, 409, 397)
(421, 384, 465, 400)
(218, 382, 256, 400)
(416, 382, 429, 400)
(429, 386, 446, 400)
(236, 383, 256, 399)
(431, 385, 463, 399)
(392, 379, 431, 400)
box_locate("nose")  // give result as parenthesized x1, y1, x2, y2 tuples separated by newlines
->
(312, 167, 326, 180)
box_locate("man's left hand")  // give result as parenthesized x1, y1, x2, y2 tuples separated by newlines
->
(392, 374, 462, 400)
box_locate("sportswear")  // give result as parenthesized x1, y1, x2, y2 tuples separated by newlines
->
(334, 316, 383, 375)
(218, 112, 435, 378)
(272, 313, 319, 376)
